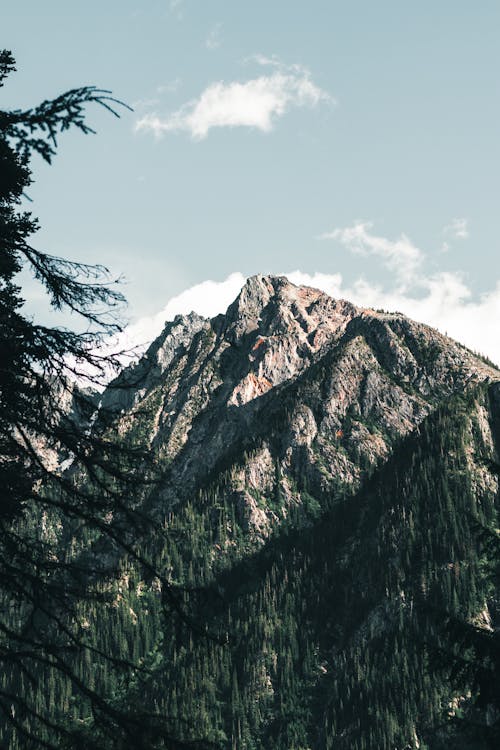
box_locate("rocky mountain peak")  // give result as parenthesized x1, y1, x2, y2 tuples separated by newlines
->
(102, 275, 498, 544)
(46, 276, 500, 750)
(222, 274, 358, 345)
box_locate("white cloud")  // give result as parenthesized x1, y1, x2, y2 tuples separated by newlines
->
(319, 221, 423, 285)
(444, 217, 469, 239)
(135, 61, 331, 139)
(205, 23, 222, 51)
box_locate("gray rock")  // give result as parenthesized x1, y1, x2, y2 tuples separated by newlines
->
(99, 274, 499, 544)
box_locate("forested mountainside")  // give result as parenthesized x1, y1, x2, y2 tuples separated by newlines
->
(2, 275, 499, 749)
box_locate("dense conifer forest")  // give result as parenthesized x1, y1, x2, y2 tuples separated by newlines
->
(2, 383, 498, 749)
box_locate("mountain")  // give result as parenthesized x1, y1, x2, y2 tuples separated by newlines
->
(96, 275, 499, 748)
(104, 274, 497, 542)
(4, 275, 500, 749)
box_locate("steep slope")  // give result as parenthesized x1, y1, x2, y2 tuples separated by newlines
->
(149, 383, 500, 750)
(95, 275, 498, 749)
(105, 274, 498, 541)
(5, 275, 498, 750)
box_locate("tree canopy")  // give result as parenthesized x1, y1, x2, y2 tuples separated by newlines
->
(0, 50, 205, 749)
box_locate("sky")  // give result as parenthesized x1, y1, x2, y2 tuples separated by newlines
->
(3, 1, 500, 364)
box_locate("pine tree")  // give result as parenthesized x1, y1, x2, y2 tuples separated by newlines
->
(0, 50, 209, 750)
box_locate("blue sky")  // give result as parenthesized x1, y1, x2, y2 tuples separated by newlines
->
(3, 1, 500, 362)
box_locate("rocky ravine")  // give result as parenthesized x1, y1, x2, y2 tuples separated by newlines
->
(102, 274, 499, 542)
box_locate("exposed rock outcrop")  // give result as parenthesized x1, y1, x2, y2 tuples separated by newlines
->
(101, 275, 499, 542)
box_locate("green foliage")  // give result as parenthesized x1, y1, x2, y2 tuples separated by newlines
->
(4, 384, 498, 748)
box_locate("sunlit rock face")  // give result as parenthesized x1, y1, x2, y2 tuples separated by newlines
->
(102, 274, 499, 542)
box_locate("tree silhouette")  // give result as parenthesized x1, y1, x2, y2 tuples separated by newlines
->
(0, 50, 210, 749)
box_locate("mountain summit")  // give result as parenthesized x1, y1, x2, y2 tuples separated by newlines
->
(94, 275, 500, 748)
(104, 274, 498, 539)
(10, 275, 499, 749)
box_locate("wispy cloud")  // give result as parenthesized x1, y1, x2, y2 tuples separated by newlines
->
(205, 23, 222, 51)
(443, 217, 469, 240)
(157, 78, 181, 94)
(132, 97, 161, 111)
(166, 0, 184, 21)
(135, 59, 332, 139)
(319, 222, 423, 285)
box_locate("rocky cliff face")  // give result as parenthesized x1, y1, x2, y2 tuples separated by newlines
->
(102, 275, 499, 543)
(29, 274, 499, 750)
